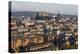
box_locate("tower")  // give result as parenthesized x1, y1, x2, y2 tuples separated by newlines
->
(58, 11, 60, 18)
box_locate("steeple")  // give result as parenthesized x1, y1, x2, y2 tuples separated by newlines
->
(58, 11, 60, 18)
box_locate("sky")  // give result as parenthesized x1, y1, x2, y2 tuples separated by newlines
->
(11, 1, 78, 15)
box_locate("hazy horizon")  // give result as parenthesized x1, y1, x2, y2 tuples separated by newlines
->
(10, 1, 78, 15)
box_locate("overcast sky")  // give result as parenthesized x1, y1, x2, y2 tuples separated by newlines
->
(11, 1, 78, 15)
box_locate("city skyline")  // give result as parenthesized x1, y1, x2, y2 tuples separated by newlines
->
(9, 1, 78, 53)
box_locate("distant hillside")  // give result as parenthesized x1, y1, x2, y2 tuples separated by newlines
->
(10, 11, 36, 17)
(9, 11, 77, 18)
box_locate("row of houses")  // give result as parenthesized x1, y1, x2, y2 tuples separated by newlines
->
(9, 12, 78, 52)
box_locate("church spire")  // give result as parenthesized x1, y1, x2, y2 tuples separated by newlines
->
(58, 11, 60, 18)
